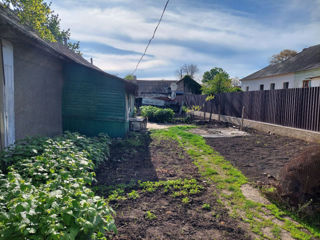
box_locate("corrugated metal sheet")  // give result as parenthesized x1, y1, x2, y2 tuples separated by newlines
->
(62, 63, 130, 137)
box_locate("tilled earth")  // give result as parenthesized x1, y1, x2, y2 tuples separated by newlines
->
(202, 122, 318, 183)
(95, 133, 250, 240)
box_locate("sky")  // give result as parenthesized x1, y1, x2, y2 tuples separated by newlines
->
(49, 0, 320, 81)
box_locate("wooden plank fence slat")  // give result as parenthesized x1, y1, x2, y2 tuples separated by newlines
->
(177, 87, 320, 132)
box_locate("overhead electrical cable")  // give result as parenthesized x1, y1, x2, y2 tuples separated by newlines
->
(131, 0, 170, 75)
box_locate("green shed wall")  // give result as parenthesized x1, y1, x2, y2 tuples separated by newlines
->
(62, 63, 129, 137)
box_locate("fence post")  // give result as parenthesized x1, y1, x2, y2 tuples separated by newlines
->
(240, 106, 245, 131)
(218, 95, 221, 121)
(209, 100, 213, 122)
(179, 100, 184, 115)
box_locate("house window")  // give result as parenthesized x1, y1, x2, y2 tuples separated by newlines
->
(260, 84, 264, 90)
(270, 83, 275, 90)
(246, 86, 249, 91)
(283, 82, 289, 89)
(303, 80, 311, 88)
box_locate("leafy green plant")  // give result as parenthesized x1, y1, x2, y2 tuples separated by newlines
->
(128, 190, 140, 200)
(140, 106, 174, 123)
(0, 132, 115, 239)
(182, 197, 190, 204)
(145, 211, 157, 220)
(0, 136, 48, 173)
(202, 203, 211, 210)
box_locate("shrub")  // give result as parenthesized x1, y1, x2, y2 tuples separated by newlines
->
(140, 106, 174, 123)
(0, 132, 110, 172)
(278, 145, 320, 205)
(0, 132, 116, 239)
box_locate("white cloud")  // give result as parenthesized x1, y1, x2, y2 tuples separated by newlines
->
(50, 0, 320, 79)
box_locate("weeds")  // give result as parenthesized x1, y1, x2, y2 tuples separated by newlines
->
(202, 203, 211, 210)
(182, 197, 191, 204)
(128, 190, 140, 200)
(145, 211, 157, 220)
(152, 126, 320, 240)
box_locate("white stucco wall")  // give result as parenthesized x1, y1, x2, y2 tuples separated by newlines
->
(241, 73, 294, 91)
(241, 67, 320, 91)
(294, 68, 320, 87)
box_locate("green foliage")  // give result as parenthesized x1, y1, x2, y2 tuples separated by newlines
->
(0, 132, 110, 172)
(202, 67, 229, 84)
(128, 190, 140, 200)
(181, 197, 190, 204)
(145, 211, 157, 220)
(202, 203, 211, 210)
(59, 132, 110, 169)
(124, 74, 136, 81)
(201, 72, 232, 96)
(0, 136, 48, 173)
(0, 132, 115, 239)
(140, 106, 174, 123)
(186, 105, 201, 113)
(139, 178, 204, 198)
(2, 0, 80, 53)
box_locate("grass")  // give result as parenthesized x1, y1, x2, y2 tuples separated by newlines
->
(151, 126, 320, 240)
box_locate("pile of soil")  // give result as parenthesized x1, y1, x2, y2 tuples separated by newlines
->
(95, 133, 250, 240)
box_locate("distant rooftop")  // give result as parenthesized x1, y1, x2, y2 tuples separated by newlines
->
(241, 44, 320, 81)
(136, 80, 176, 95)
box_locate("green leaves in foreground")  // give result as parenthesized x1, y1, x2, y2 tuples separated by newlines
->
(0, 132, 115, 240)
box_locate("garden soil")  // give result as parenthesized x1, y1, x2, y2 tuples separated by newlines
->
(202, 122, 319, 184)
(95, 134, 251, 240)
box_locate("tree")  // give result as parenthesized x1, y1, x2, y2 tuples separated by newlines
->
(201, 72, 232, 96)
(1, 0, 80, 53)
(270, 49, 297, 65)
(124, 74, 136, 80)
(176, 64, 199, 79)
(202, 67, 229, 83)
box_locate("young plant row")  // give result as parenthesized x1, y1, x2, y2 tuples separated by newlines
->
(0, 132, 116, 240)
(104, 178, 204, 204)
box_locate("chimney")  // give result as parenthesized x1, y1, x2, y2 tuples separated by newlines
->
(63, 37, 68, 46)
(90, 58, 93, 65)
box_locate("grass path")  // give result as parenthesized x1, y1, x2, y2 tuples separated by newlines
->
(152, 126, 320, 240)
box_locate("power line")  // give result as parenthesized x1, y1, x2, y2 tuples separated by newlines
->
(131, 0, 170, 76)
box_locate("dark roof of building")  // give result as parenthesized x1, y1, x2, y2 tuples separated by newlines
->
(136, 80, 176, 95)
(241, 44, 320, 81)
(0, 5, 137, 93)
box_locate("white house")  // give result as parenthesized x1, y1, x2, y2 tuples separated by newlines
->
(241, 44, 320, 91)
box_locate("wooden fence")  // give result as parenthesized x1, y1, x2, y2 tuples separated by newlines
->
(176, 87, 320, 132)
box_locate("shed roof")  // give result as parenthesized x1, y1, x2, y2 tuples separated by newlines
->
(0, 5, 137, 93)
(136, 80, 176, 95)
(241, 44, 320, 81)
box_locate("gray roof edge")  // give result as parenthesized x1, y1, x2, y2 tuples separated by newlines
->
(241, 64, 320, 81)
(241, 44, 320, 81)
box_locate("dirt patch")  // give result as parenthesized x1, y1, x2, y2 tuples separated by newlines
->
(203, 125, 318, 183)
(96, 133, 199, 186)
(190, 127, 249, 138)
(241, 184, 270, 205)
(111, 185, 249, 240)
(95, 133, 251, 240)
